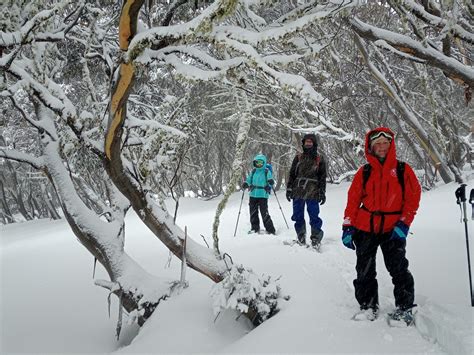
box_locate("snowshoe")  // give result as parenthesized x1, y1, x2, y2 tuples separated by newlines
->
(283, 239, 307, 248)
(352, 307, 378, 322)
(387, 307, 416, 327)
(248, 229, 260, 235)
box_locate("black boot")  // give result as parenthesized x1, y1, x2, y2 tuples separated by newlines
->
(297, 229, 306, 245)
(310, 229, 323, 249)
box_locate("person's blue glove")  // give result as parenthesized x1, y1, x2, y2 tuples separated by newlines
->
(268, 179, 275, 185)
(342, 226, 355, 250)
(264, 185, 271, 193)
(391, 221, 409, 240)
(242, 182, 249, 190)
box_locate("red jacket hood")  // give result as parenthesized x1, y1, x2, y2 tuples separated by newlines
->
(365, 127, 397, 169)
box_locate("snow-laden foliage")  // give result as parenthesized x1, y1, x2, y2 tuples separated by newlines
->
(1, 0, 472, 335)
(210, 264, 286, 325)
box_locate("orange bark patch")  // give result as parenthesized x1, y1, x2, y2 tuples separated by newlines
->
(111, 63, 134, 114)
(119, 0, 133, 50)
(394, 46, 416, 55)
(106, 63, 134, 159)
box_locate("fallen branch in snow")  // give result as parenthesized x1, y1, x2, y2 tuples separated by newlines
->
(210, 264, 289, 326)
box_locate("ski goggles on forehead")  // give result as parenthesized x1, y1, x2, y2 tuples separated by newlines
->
(369, 131, 392, 143)
(253, 160, 264, 168)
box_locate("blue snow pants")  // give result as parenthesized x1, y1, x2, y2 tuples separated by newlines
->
(291, 198, 322, 234)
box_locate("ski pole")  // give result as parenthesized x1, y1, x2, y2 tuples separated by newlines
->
(455, 184, 474, 307)
(469, 189, 474, 220)
(233, 190, 246, 237)
(272, 186, 289, 229)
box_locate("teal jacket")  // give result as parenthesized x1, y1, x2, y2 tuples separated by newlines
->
(245, 154, 274, 199)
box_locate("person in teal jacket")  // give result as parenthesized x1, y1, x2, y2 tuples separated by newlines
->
(242, 154, 276, 234)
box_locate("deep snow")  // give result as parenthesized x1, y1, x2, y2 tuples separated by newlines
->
(1, 182, 473, 354)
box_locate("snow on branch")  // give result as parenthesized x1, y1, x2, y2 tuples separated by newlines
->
(36, 103, 123, 241)
(127, 0, 239, 61)
(126, 115, 186, 136)
(126, 1, 357, 140)
(350, 17, 474, 87)
(7, 95, 57, 140)
(332, 169, 357, 184)
(400, 0, 474, 45)
(137, 45, 244, 73)
(0, 1, 81, 48)
(352, 33, 453, 182)
(213, 1, 357, 46)
(137, 49, 243, 82)
(5, 63, 76, 120)
(304, 107, 357, 139)
(0, 148, 45, 170)
(127, 0, 355, 62)
(352, 33, 427, 135)
(373, 40, 426, 63)
(210, 264, 288, 325)
(215, 36, 328, 103)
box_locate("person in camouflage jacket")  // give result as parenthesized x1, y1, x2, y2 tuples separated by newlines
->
(286, 134, 326, 248)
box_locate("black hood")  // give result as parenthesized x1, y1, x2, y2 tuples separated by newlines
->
(302, 134, 318, 157)
(301, 134, 318, 148)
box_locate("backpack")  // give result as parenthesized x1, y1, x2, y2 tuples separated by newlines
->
(266, 163, 273, 174)
(362, 161, 406, 199)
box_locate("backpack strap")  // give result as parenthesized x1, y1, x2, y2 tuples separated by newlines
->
(397, 161, 406, 201)
(360, 161, 406, 234)
(250, 168, 256, 184)
(362, 163, 371, 192)
(362, 161, 405, 197)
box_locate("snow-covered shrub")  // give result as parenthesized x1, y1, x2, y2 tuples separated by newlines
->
(210, 264, 287, 325)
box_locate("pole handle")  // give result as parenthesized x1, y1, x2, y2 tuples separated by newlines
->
(455, 184, 467, 204)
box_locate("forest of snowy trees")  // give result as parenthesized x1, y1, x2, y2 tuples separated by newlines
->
(1, 0, 472, 329)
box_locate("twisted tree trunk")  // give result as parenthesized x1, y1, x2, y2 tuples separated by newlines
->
(104, 0, 227, 283)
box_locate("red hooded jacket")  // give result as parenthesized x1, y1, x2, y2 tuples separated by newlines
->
(343, 127, 421, 233)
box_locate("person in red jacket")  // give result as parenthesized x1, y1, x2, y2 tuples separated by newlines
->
(342, 127, 421, 325)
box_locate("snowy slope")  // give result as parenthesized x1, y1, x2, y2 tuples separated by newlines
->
(1, 182, 473, 354)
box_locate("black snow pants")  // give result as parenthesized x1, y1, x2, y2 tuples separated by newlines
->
(352, 229, 415, 310)
(249, 197, 275, 234)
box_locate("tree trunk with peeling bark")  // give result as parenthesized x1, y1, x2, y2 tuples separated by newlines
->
(104, 0, 227, 284)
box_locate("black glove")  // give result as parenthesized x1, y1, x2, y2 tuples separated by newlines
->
(286, 189, 292, 202)
(268, 179, 275, 185)
(318, 192, 326, 205)
(264, 185, 271, 193)
(242, 182, 249, 190)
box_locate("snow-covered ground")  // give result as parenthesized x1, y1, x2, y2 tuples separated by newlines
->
(1, 182, 473, 354)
